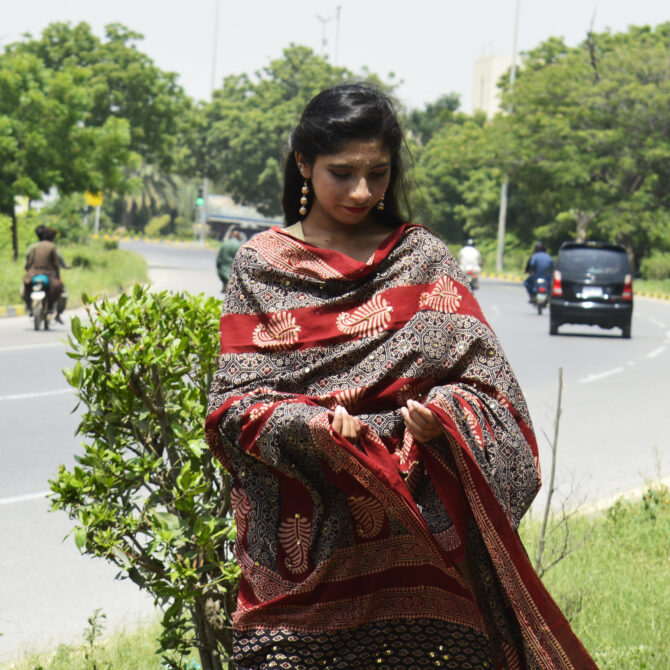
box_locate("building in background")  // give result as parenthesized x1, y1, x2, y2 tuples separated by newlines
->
(472, 55, 514, 118)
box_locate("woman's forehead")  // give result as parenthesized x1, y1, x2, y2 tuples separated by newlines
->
(318, 138, 391, 166)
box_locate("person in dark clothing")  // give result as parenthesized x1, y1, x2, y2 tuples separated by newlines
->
(23, 226, 68, 323)
(215, 229, 244, 291)
(524, 241, 554, 300)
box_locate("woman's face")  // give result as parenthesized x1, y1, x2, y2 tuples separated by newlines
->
(296, 138, 392, 228)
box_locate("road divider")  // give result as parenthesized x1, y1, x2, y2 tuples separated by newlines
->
(0, 490, 50, 505)
(578, 366, 626, 384)
(0, 388, 73, 402)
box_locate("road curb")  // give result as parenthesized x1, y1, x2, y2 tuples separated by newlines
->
(481, 271, 670, 301)
(92, 233, 215, 249)
(0, 304, 27, 318)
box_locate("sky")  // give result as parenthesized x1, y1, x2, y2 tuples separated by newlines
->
(2, 1, 669, 112)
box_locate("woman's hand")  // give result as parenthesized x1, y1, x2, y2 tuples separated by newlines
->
(401, 399, 442, 443)
(331, 405, 362, 443)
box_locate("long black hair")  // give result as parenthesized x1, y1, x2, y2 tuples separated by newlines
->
(282, 82, 412, 227)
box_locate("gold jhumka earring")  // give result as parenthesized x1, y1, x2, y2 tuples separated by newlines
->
(299, 180, 309, 216)
(377, 193, 386, 211)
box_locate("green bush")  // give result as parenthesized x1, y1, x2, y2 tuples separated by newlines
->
(145, 214, 172, 238)
(640, 252, 670, 281)
(23, 193, 99, 245)
(50, 288, 238, 670)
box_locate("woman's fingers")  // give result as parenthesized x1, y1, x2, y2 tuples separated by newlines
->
(402, 400, 442, 442)
(332, 405, 362, 441)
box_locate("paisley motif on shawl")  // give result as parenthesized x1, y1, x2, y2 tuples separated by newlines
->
(336, 294, 394, 338)
(278, 513, 311, 574)
(348, 495, 386, 539)
(252, 311, 301, 350)
(419, 276, 462, 313)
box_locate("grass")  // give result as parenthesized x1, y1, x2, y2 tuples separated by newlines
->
(1, 615, 167, 670)
(0, 237, 148, 307)
(520, 482, 670, 668)
(3, 485, 667, 669)
(633, 277, 670, 296)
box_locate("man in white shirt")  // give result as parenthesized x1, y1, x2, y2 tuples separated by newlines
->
(458, 239, 482, 290)
(459, 238, 482, 271)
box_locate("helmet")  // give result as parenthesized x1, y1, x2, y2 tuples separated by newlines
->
(466, 238, 474, 246)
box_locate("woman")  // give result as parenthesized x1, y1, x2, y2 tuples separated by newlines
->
(206, 83, 595, 669)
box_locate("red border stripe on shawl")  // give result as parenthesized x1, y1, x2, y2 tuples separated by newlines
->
(220, 280, 490, 353)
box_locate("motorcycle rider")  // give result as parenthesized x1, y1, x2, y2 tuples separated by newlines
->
(458, 238, 482, 288)
(23, 225, 68, 324)
(524, 241, 554, 302)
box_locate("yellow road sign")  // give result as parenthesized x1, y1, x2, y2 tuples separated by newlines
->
(85, 191, 103, 207)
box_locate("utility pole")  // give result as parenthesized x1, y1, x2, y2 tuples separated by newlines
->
(201, 0, 221, 245)
(316, 15, 333, 58)
(334, 6, 342, 65)
(495, 0, 521, 273)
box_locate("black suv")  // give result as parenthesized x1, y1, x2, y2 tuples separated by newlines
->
(549, 242, 633, 338)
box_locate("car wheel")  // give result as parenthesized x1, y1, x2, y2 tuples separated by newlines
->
(621, 321, 631, 339)
(549, 320, 559, 335)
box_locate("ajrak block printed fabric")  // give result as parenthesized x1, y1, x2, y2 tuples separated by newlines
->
(206, 224, 597, 669)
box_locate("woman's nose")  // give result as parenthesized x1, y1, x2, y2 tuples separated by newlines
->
(350, 178, 371, 203)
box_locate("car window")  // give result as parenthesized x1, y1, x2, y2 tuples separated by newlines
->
(559, 248, 629, 276)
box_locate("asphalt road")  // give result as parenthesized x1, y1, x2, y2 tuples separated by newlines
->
(0, 240, 220, 663)
(1, 239, 668, 660)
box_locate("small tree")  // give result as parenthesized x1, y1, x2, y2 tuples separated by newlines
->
(50, 287, 239, 670)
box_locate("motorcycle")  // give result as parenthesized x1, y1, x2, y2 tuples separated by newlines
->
(531, 275, 550, 315)
(29, 274, 51, 331)
(463, 264, 480, 291)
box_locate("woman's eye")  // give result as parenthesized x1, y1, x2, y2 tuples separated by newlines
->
(370, 170, 389, 178)
(330, 172, 351, 179)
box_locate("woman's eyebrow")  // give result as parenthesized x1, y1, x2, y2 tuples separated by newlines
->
(327, 160, 391, 168)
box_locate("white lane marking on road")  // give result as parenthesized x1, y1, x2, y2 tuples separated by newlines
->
(0, 341, 64, 353)
(578, 366, 626, 384)
(647, 346, 666, 359)
(0, 490, 49, 505)
(0, 388, 73, 402)
(648, 317, 666, 328)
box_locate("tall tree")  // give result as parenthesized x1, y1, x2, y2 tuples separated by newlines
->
(15, 22, 193, 172)
(498, 23, 670, 259)
(199, 45, 365, 217)
(0, 48, 133, 259)
(407, 93, 461, 146)
(2, 21, 196, 258)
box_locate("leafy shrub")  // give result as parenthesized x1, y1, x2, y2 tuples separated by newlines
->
(640, 252, 670, 281)
(22, 193, 101, 245)
(50, 287, 238, 670)
(145, 214, 172, 237)
(70, 253, 92, 268)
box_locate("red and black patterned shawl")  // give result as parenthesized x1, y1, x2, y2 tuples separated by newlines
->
(206, 224, 596, 669)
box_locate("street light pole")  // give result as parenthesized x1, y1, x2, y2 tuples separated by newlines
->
(201, 0, 221, 245)
(315, 15, 333, 58)
(334, 6, 342, 65)
(495, 0, 521, 273)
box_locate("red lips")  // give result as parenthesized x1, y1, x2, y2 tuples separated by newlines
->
(343, 206, 369, 215)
